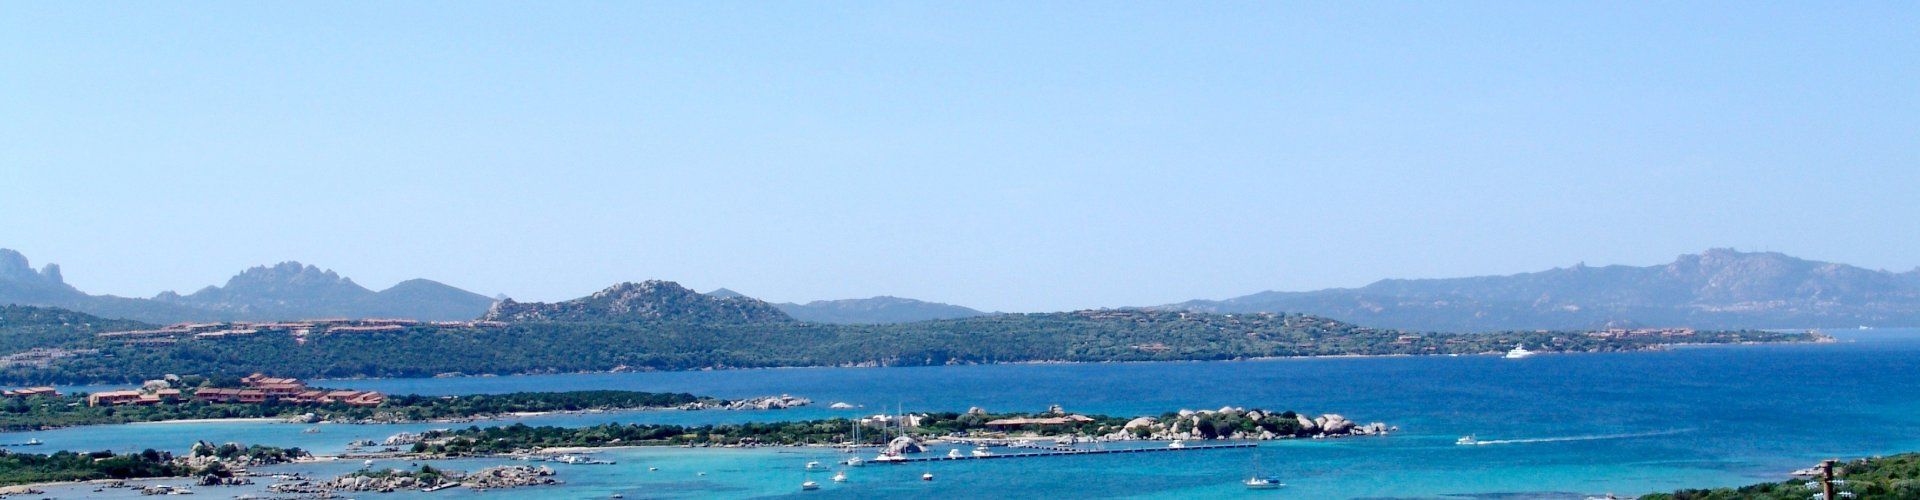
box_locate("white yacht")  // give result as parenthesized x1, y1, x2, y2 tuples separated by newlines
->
(1504, 344, 1536, 359)
(1167, 440, 1186, 449)
(872, 452, 907, 463)
(947, 449, 964, 459)
(1245, 450, 1283, 489)
(843, 456, 866, 467)
(971, 445, 993, 457)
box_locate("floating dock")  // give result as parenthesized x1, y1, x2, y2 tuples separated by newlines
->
(882, 442, 1255, 463)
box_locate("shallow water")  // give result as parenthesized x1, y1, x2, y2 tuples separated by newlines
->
(18, 328, 1920, 498)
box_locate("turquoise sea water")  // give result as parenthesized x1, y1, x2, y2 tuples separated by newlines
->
(17, 328, 1920, 498)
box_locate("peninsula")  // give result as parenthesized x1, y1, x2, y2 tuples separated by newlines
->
(0, 295, 1826, 385)
(0, 373, 801, 432)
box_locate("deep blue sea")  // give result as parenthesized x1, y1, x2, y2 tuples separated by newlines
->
(17, 328, 1920, 498)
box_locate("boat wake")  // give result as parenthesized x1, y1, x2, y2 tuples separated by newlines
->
(1465, 428, 1693, 446)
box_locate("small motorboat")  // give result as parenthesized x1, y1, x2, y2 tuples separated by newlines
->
(971, 445, 993, 457)
(831, 470, 848, 482)
(921, 472, 934, 481)
(303, 427, 321, 434)
(947, 449, 964, 459)
(1168, 440, 1187, 449)
(22, 438, 40, 446)
(844, 456, 866, 467)
(1456, 435, 1478, 446)
(801, 480, 820, 491)
(805, 461, 823, 470)
(1244, 476, 1284, 490)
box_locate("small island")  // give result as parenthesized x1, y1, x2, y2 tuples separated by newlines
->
(0, 441, 303, 490)
(403, 405, 1390, 456)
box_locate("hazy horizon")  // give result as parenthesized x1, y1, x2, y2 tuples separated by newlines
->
(6, 3, 1917, 312)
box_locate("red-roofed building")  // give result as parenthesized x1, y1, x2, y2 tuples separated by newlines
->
(3, 387, 58, 398)
(88, 390, 145, 407)
(345, 392, 385, 407)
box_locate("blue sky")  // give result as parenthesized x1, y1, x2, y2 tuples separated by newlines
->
(3, 2, 1917, 311)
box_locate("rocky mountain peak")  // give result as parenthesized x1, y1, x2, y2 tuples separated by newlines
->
(0, 249, 66, 286)
(225, 261, 358, 290)
(0, 249, 80, 301)
(482, 280, 792, 323)
(705, 288, 746, 298)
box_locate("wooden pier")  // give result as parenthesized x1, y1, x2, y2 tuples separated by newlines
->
(881, 442, 1255, 463)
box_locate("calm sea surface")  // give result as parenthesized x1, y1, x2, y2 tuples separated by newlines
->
(18, 328, 1920, 498)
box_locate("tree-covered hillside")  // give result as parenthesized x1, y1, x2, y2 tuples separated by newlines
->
(0, 304, 1817, 385)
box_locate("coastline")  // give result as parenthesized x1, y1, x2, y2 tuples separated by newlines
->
(126, 417, 283, 425)
(326, 335, 1835, 384)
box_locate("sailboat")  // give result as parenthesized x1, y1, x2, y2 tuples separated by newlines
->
(1244, 448, 1284, 490)
(843, 419, 863, 453)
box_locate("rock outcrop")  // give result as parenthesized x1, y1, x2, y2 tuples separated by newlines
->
(885, 436, 924, 455)
(1099, 407, 1393, 441)
(483, 281, 792, 324)
(682, 395, 811, 410)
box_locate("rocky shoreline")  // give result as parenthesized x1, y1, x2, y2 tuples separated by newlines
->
(267, 465, 558, 494)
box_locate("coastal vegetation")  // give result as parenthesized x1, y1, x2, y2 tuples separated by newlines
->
(0, 390, 711, 431)
(0, 303, 1819, 385)
(0, 442, 303, 486)
(1642, 454, 1920, 499)
(408, 406, 1384, 454)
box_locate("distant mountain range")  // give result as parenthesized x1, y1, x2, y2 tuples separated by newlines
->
(1167, 249, 1920, 331)
(0, 249, 494, 323)
(710, 288, 986, 324)
(0, 248, 989, 325)
(8, 247, 1919, 330)
(484, 283, 989, 325)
